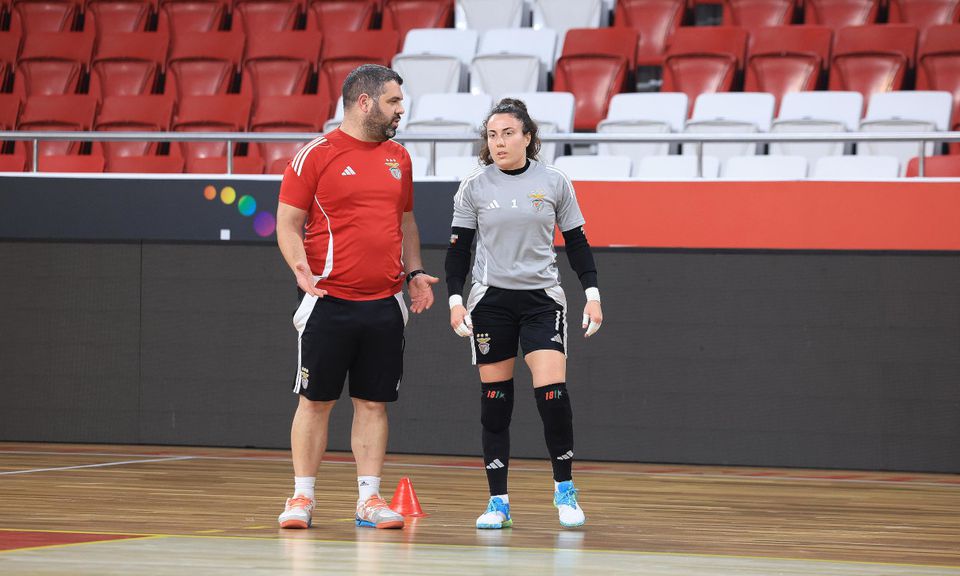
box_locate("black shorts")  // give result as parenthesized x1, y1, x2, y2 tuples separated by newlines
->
(292, 290, 407, 402)
(466, 285, 567, 365)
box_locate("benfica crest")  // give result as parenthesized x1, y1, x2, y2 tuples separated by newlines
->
(529, 190, 546, 212)
(385, 158, 402, 180)
(476, 333, 491, 355)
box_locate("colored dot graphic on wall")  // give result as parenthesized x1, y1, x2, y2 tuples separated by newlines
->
(202, 184, 276, 238)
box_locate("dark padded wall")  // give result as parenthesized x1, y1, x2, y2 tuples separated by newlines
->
(1, 242, 958, 472)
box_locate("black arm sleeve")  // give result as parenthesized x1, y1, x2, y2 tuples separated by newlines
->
(562, 226, 598, 290)
(445, 226, 476, 298)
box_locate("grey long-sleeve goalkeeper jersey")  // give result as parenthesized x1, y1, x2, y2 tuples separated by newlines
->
(450, 159, 586, 290)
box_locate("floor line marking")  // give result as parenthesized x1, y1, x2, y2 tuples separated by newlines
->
(0, 535, 167, 555)
(0, 456, 195, 475)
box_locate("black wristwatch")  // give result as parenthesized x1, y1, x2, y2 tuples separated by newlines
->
(406, 269, 426, 285)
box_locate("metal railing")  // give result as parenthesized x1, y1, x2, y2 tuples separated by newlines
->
(3, 130, 960, 177)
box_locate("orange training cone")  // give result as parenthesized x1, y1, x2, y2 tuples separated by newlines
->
(389, 477, 428, 517)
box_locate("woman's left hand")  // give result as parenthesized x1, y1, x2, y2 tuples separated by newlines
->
(582, 301, 602, 337)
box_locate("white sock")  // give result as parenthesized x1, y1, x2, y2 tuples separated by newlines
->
(294, 476, 315, 500)
(358, 476, 381, 502)
(554, 481, 560, 491)
(492, 494, 509, 504)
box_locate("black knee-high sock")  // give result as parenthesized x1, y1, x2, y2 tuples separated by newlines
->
(535, 382, 574, 483)
(481, 379, 514, 495)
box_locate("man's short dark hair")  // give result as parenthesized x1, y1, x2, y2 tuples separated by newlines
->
(342, 64, 403, 109)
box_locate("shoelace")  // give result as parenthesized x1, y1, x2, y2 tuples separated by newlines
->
(362, 497, 389, 511)
(555, 488, 579, 508)
(287, 495, 313, 509)
(485, 498, 508, 515)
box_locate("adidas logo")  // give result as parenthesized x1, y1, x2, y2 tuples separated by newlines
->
(341, 166, 357, 176)
(556, 450, 574, 461)
(486, 200, 501, 210)
(551, 334, 563, 344)
(485, 458, 505, 470)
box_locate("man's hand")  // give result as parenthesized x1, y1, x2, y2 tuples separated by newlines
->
(295, 262, 327, 298)
(582, 300, 602, 337)
(408, 273, 439, 313)
(450, 304, 473, 337)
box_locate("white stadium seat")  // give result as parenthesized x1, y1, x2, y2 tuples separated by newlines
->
(470, 28, 558, 97)
(553, 155, 632, 180)
(723, 155, 808, 180)
(597, 92, 689, 174)
(636, 155, 721, 179)
(770, 91, 863, 166)
(857, 91, 954, 175)
(683, 92, 776, 169)
(391, 29, 479, 100)
(812, 156, 900, 180)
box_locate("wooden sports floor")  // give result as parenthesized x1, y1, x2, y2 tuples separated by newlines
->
(0, 442, 958, 575)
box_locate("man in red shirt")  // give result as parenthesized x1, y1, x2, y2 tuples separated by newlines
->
(275, 64, 438, 530)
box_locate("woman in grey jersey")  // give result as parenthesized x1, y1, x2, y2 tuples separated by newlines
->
(444, 98, 603, 530)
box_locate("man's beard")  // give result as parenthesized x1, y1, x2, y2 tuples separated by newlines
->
(363, 102, 400, 142)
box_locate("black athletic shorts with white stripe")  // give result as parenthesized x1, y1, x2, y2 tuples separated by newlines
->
(292, 290, 407, 402)
(466, 285, 567, 365)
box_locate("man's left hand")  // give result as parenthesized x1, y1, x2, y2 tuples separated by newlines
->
(408, 273, 439, 313)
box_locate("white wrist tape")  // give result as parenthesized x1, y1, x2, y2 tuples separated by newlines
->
(449, 295, 464, 309)
(454, 315, 473, 337)
(585, 287, 601, 302)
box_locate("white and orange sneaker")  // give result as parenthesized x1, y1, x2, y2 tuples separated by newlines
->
(278, 495, 314, 529)
(355, 496, 404, 529)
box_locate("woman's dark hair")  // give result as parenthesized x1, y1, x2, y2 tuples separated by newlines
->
(479, 98, 541, 165)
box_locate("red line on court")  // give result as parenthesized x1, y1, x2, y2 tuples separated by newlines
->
(0, 531, 146, 552)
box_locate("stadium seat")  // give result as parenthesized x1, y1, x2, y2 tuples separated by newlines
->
(39, 153, 106, 172)
(722, 0, 795, 29)
(157, 0, 229, 35)
(185, 154, 265, 173)
(553, 27, 637, 131)
(249, 94, 330, 173)
(0, 94, 21, 128)
(106, 155, 186, 173)
(498, 91, 574, 162)
(804, 0, 880, 29)
(172, 94, 253, 169)
(917, 25, 960, 151)
(614, 0, 687, 67)
(0, 142, 28, 171)
(552, 154, 632, 180)
(828, 24, 919, 112)
(10, 0, 81, 34)
(661, 26, 749, 117)
(905, 155, 960, 176)
(812, 155, 900, 178)
(241, 31, 322, 107)
(887, 0, 960, 38)
(13, 31, 93, 97)
(0, 32, 21, 92)
(17, 94, 98, 157)
(470, 28, 557, 97)
(233, 0, 301, 35)
(858, 90, 953, 173)
(435, 154, 482, 179)
(166, 31, 245, 98)
(597, 92, 688, 173)
(745, 26, 832, 113)
(316, 30, 400, 118)
(532, 0, 604, 53)
(392, 28, 478, 100)
(635, 154, 721, 179)
(770, 91, 863, 164)
(85, 0, 153, 34)
(683, 92, 776, 166)
(89, 32, 169, 98)
(723, 155, 808, 179)
(307, 0, 376, 34)
(403, 92, 491, 169)
(454, 0, 525, 30)
(381, 0, 454, 42)
(408, 154, 429, 178)
(94, 95, 175, 159)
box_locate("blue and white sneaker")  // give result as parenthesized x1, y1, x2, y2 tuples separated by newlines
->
(554, 481, 585, 528)
(476, 496, 512, 529)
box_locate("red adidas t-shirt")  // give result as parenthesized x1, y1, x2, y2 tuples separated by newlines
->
(278, 128, 414, 301)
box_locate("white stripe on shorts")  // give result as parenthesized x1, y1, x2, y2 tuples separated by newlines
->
(292, 275, 322, 394)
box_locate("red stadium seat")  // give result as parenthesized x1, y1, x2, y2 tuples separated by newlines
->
(90, 32, 168, 98)
(85, 0, 154, 34)
(184, 155, 264, 173)
(906, 155, 960, 176)
(94, 95, 175, 159)
(0, 94, 21, 128)
(917, 24, 960, 152)
(157, 0, 228, 35)
(241, 31, 322, 106)
(10, 0, 81, 33)
(17, 94, 98, 157)
(0, 32, 20, 92)
(249, 94, 329, 172)
(106, 155, 186, 173)
(804, 0, 880, 30)
(39, 153, 106, 172)
(828, 24, 918, 113)
(0, 142, 28, 171)
(172, 94, 252, 167)
(13, 31, 94, 97)
(662, 26, 748, 116)
(745, 26, 832, 112)
(166, 31, 245, 98)
(316, 30, 399, 117)
(722, 0, 795, 29)
(553, 27, 638, 131)
(381, 0, 452, 41)
(888, 0, 960, 38)
(614, 0, 687, 67)
(307, 0, 376, 34)
(233, 0, 301, 35)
